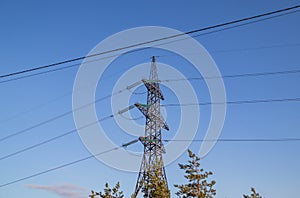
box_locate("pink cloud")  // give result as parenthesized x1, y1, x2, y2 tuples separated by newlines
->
(25, 183, 88, 198)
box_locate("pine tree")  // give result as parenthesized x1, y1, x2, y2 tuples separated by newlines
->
(243, 187, 262, 198)
(174, 149, 216, 198)
(142, 169, 170, 198)
(90, 182, 124, 198)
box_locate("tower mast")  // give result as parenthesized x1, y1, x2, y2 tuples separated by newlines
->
(133, 56, 169, 197)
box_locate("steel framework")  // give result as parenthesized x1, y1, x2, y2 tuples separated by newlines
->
(133, 56, 169, 197)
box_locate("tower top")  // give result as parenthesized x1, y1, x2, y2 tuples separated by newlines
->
(152, 56, 155, 63)
(150, 56, 158, 81)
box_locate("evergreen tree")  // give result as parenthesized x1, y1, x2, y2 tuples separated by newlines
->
(90, 182, 124, 198)
(174, 149, 216, 198)
(243, 187, 262, 198)
(141, 168, 170, 198)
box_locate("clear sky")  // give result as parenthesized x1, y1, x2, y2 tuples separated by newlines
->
(0, 1, 300, 198)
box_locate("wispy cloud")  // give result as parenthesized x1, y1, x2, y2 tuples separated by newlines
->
(25, 183, 88, 198)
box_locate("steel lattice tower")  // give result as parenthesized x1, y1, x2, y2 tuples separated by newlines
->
(133, 56, 169, 197)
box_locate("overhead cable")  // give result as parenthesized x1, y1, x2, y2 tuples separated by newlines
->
(1, 5, 299, 79)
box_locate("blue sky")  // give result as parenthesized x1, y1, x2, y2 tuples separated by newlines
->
(0, 1, 300, 198)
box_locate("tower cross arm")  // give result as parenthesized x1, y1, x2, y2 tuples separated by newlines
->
(134, 103, 169, 131)
(134, 103, 151, 118)
(141, 79, 164, 100)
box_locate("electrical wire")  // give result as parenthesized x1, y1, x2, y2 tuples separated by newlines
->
(211, 43, 300, 54)
(0, 92, 71, 124)
(0, 147, 118, 188)
(164, 138, 300, 142)
(119, 113, 144, 121)
(2, 43, 300, 85)
(155, 43, 300, 59)
(0, 6, 298, 128)
(0, 49, 150, 84)
(0, 113, 115, 161)
(0, 83, 135, 142)
(1, 5, 299, 80)
(0, 64, 77, 84)
(2, 66, 298, 125)
(0, 105, 136, 161)
(157, 9, 300, 48)
(1, 135, 299, 188)
(160, 68, 300, 83)
(1, 96, 300, 162)
(162, 97, 300, 107)
(127, 89, 148, 95)
(0, 138, 140, 188)
(0, 56, 150, 126)
(1, 59, 299, 125)
(2, 65, 300, 143)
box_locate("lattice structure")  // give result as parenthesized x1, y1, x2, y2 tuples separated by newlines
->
(133, 56, 169, 197)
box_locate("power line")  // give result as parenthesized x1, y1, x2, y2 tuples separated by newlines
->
(160, 68, 300, 83)
(156, 43, 300, 59)
(0, 105, 137, 161)
(0, 56, 149, 125)
(0, 112, 116, 161)
(1, 96, 300, 161)
(1, 5, 299, 79)
(0, 147, 119, 188)
(1, 56, 298, 122)
(180, 10, 300, 42)
(0, 63, 78, 84)
(1, 135, 299, 188)
(0, 110, 73, 142)
(211, 43, 300, 54)
(162, 97, 300, 107)
(1, 65, 300, 143)
(0, 7, 298, 86)
(0, 92, 71, 124)
(164, 138, 300, 142)
(2, 65, 298, 125)
(153, 9, 300, 51)
(3, 42, 300, 85)
(0, 84, 130, 142)
(0, 138, 139, 188)
(184, 6, 300, 36)
(0, 50, 149, 84)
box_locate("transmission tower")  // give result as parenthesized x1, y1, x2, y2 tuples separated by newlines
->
(133, 56, 169, 197)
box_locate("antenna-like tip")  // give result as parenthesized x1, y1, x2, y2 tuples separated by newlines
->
(152, 56, 156, 63)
